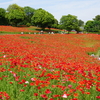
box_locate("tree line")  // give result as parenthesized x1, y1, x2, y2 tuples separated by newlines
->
(0, 4, 100, 33)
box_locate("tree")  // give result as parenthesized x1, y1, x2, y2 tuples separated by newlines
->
(93, 15, 100, 21)
(51, 18, 59, 28)
(93, 15, 100, 31)
(6, 4, 25, 26)
(0, 8, 5, 19)
(60, 14, 79, 33)
(23, 6, 35, 25)
(84, 18, 100, 32)
(75, 20, 84, 33)
(31, 8, 55, 30)
(84, 20, 94, 32)
(0, 8, 8, 25)
(78, 20, 84, 27)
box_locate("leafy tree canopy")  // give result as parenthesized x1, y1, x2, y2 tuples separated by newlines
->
(0, 8, 6, 18)
(22, 6, 35, 25)
(6, 4, 25, 26)
(60, 14, 79, 33)
(51, 18, 59, 28)
(0, 8, 8, 25)
(78, 20, 84, 27)
(84, 20, 94, 32)
(93, 15, 100, 21)
(84, 17, 100, 32)
(31, 8, 55, 30)
(24, 6, 35, 16)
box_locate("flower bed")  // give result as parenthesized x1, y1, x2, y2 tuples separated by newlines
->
(0, 34, 100, 100)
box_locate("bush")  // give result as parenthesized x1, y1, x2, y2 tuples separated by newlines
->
(98, 30, 100, 34)
(26, 23, 31, 27)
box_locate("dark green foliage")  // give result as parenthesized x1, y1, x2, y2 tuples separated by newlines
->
(60, 14, 79, 33)
(84, 21, 93, 32)
(78, 20, 84, 27)
(51, 18, 59, 28)
(0, 8, 8, 25)
(75, 26, 82, 34)
(6, 4, 25, 26)
(84, 15, 100, 32)
(98, 30, 100, 34)
(31, 8, 55, 30)
(0, 8, 5, 18)
(93, 15, 100, 21)
(26, 23, 31, 27)
(84, 20, 100, 32)
(23, 6, 35, 24)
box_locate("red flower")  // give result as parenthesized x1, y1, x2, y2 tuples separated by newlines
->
(34, 93, 38, 96)
(21, 79, 26, 83)
(53, 95, 60, 97)
(24, 84, 27, 87)
(0, 95, 2, 99)
(9, 82, 13, 84)
(30, 82, 34, 86)
(45, 89, 51, 94)
(0, 77, 2, 80)
(0, 91, 10, 100)
(20, 89, 25, 92)
(15, 76, 20, 81)
(41, 94, 48, 98)
(37, 86, 41, 90)
(18, 82, 23, 84)
(70, 98, 78, 100)
(49, 98, 54, 100)
(0, 62, 2, 65)
(96, 96, 100, 99)
(96, 87, 100, 92)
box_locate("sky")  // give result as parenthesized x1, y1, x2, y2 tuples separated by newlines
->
(0, 0, 100, 23)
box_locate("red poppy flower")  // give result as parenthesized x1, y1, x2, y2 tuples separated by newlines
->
(41, 94, 48, 98)
(49, 98, 54, 100)
(34, 93, 38, 96)
(20, 89, 25, 92)
(45, 89, 51, 94)
(53, 95, 60, 97)
(30, 82, 34, 86)
(96, 96, 100, 99)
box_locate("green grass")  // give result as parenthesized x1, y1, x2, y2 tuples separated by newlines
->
(0, 31, 21, 34)
(96, 50, 100, 57)
(28, 27, 76, 34)
(28, 26, 63, 33)
(20, 36, 33, 39)
(87, 48, 100, 57)
(0, 31, 36, 34)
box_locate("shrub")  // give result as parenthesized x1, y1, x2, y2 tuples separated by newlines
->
(26, 23, 31, 27)
(98, 30, 100, 34)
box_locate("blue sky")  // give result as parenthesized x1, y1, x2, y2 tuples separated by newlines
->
(0, 0, 100, 23)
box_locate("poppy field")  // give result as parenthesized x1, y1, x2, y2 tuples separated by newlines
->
(0, 34, 100, 100)
(0, 26, 63, 34)
(0, 26, 34, 33)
